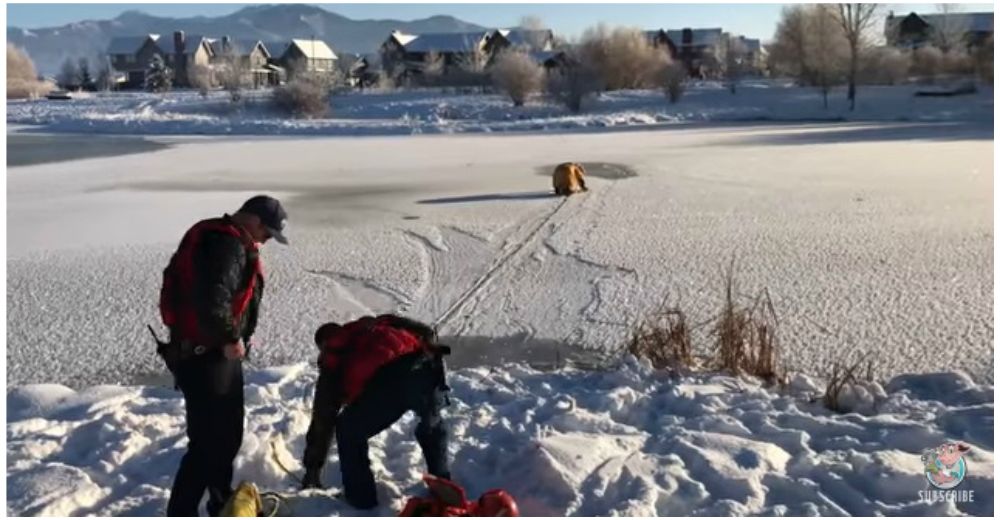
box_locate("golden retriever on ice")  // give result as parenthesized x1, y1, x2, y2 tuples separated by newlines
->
(552, 162, 588, 196)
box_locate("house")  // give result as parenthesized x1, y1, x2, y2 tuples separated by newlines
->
(885, 11, 994, 50)
(337, 53, 381, 88)
(485, 28, 555, 54)
(380, 30, 492, 78)
(736, 36, 766, 75)
(210, 37, 279, 87)
(644, 29, 679, 58)
(666, 28, 725, 78)
(168, 32, 214, 87)
(278, 38, 338, 80)
(107, 34, 164, 88)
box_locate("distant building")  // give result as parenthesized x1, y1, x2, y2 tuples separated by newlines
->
(278, 38, 338, 80)
(666, 28, 725, 78)
(106, 33, 337, 89)
(885, 11, 994, 50)
(168, 32, 214, 88)
(644, 29, 679, 58)
(209, 37, 279, 87)
(380, 30, 493, 79)
(107, 34, 164, 89)
(486, 28, 555, 55)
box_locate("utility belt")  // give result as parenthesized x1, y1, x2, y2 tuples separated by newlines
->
(147, 325, 218, 374)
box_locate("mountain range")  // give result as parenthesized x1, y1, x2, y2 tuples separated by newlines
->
(7, 4, 487, 75)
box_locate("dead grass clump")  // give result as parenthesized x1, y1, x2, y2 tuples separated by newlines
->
(823, 355, 876, 413)
(625, 301, 694, 373)
(710, 257, 786, 386)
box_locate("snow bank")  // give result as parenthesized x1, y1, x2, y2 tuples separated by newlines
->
(7, 83, 993, 136)
(6, 361, 993, 516)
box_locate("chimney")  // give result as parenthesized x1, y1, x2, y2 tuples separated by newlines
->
(222, 35, 231, 54)
(682, 28, 693, 46)
(174, 30, 185, 54)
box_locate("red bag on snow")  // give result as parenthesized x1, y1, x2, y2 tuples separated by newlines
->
(399, 475, 518, 517)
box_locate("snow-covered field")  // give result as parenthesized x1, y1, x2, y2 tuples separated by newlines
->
(6, 361, 994, 516)
(6, 86, 993, 516)
(6, 82, 994, 136)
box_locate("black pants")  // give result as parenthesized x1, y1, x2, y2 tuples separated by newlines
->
(166, 354, 244, 516)
(303, 354, 450, 508)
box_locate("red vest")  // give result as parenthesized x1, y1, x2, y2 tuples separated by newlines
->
(319, 316, 426, 402)
(159, 218, 262, 346)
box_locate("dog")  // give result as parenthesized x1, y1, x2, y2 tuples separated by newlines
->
(552, 162, 588, 196)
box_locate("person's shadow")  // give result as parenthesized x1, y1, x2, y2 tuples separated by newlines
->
(417, 191, 555, 205)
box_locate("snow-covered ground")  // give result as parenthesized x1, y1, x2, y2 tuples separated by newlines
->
(6, 82, 994, 136)
(6, 88, 993, 516)
(6, 361, 994, 516)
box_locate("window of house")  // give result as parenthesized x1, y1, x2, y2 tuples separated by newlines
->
(125, 54, 135, 64)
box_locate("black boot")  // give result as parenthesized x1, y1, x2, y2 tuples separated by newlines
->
(301, 468, 323, 490)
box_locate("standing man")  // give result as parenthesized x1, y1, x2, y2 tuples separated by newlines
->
(157, 195, 288, 516)
(302, 314, 451, 510)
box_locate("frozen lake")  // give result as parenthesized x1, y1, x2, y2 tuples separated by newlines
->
(6, 120, 993, 387)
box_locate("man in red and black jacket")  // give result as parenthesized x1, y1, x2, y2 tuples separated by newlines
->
(159, 195, 288, 516)
(302, 314, 451, 510)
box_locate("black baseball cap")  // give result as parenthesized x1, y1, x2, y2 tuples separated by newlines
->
(238, 195, 289, 244)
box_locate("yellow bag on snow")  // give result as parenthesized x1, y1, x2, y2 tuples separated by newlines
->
(221, 480, 263, 517)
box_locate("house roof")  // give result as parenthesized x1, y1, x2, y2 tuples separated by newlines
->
(179, 34, 212, 56)
(886, 11, 994, 37)
(739, 37, 761, 53)
(666, 28, 724, 47)
(211, 39, 269, 58)
(530, 50, 556, 63)
(107, 35, 159, 55)
(288, 38, 337, 60)
(401, 31, 491, 53)
(389, 31, 418, 46)
(496, 29, 553, 48)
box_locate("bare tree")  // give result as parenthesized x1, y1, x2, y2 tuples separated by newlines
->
(96, 60, 115, 91)
(491, 50, 544, 106)
(7, 44, 54, 99)
(455, 39, 490, 91)
(216, 44, 250, 102)
(806, 5, 848, 109)
(58, 58, 81, 89)
(518, 15, 550, 51)
(861, 46, 909, 85)
(911, 45, 944, 83)
(78, 57, 93, 90)
(422, 50, 445, 85)
(661, 62, 687, 103)
(941, 48, 973, 76)
(273, 72, 332, 118)
(932, 4, 970, 54)
(580, 24, 669, 90)
(974, 34, 993, 84)
(768, 5, 814, 84)
(718, 35, 748, 94)
(546, 48, 600, 112)
(188, 63, 214, 96)
(834, 3, 881, 110)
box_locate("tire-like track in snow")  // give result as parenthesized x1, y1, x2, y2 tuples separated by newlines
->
(432, 195, 573, 332)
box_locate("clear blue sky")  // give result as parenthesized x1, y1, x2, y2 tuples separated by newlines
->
(6, 3, 995, 41)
